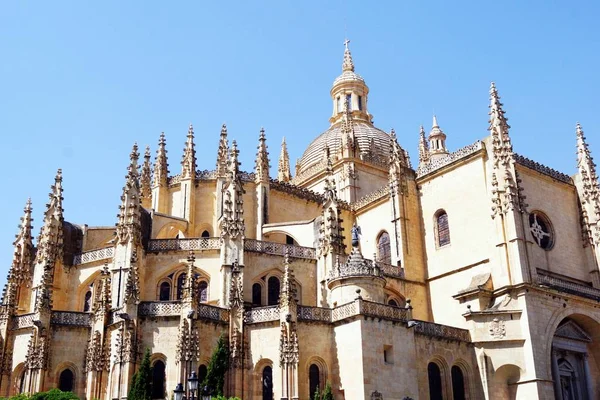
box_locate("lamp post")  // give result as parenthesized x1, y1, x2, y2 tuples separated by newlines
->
(173, 383, 185, 400)
(188, 371, 199, 400)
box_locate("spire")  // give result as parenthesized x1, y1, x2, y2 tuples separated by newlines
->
(219, 140, 245, 240)
(576, 123, 600, 205)
(123, 251, 140, 305)
(2, 199, 34, 305)
(279, 253, 297, 308)
(488, 82, 513, 167)
(229, 140, 240, 179)
(254, 127, 270, 184)
(428, 115, 449, 158)
(278, 137, 292, 182)
(116, 143, 142, 245)
(216, 124, 229, 178)
(35, 169, 64, 267)
(418, 125, 430, 164)
(389, 129, 408, 191)
(153, 132, 169, 188)
(181, 124, 197, 180)
(140, 146, 152, 208)
(342, 39, 354, 72)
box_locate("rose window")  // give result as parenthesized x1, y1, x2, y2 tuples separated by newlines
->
(529, 212, 553, 250)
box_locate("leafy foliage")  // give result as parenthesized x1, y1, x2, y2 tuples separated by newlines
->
(321, 382, 333, 400)
(29, 389, 78, 400)
(128, 348, 152, 400)
(202, 334, 229, 396)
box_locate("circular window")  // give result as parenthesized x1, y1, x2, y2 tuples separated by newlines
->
(529, 212, 554, 250)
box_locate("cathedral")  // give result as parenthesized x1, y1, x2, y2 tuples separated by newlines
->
(1, 41, 599, 400)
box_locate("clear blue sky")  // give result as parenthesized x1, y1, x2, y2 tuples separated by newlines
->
(1, 1, 598, 285)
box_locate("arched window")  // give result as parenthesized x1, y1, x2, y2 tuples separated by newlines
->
(377, 232, 391, 264)
(19, 369, 26, 393)
(309, 364, 320, 400)
(262, 366, 273, 400)
(435, 210, 451, 247)
(388, 299, 398, 307)
(199, 281, 208, 302)
(151, 360, 165, 399)
(198, 364, 208, 386)
(451, 365, 466, 400)
(252, 283, 262, 306)
(267, 277, 280, 306)
(176, 273, 187, 300)
(58, 369, 74, 392)
(428, 362, 443, 400)
(201, 230, 210, 238)
(159, 282, 171, 301)
(83, 290, 92, 312)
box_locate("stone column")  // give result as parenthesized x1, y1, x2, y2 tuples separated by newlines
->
(582, 353, 594, 400)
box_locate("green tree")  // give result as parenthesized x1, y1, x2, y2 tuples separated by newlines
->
(312, 386, 321, 400)
(128, 348, 152, 400)
(321, 381, 333, 400)
(202, 334, 229, 396)
(29, 389, 78, 400)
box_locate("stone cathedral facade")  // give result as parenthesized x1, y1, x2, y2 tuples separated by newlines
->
(1, 43, 599, 400)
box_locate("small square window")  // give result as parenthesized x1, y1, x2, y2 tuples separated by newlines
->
(383, 345, 393, 364)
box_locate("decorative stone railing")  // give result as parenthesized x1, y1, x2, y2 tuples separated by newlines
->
(416, 141, 484, 178)
(351, 186, 389, 211)
(147, 238, 221, 253)
(414, 320, 471, 342)
(73, 246, 114, 265)
(513, 154, 572, 184)
(197, 304, 229, 323)
(11, 313, 34, 330)
(244, 239, 317, 260)
(51, 311, 92, 327)
(244, 305, 280, 324)
(379, 261, 405, 279)
(138, 301, 182, 317)
(537, 271, 600, 301)
(297, 306, 332, 323)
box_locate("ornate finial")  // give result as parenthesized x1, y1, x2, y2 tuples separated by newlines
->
(255, 127, 270, 184)
(153, 132, 169, 187)
(181, 124, 197, 180)
(576, 122, 600, 205)
(278, 137, 292, 182)
(217, 124, 230, 177)
(116, 143, 142, 245)
(488, 82, 513, 167)
(418, 125, 430, 164)
(342, 39, 355, 72)
(140, 145, 152, 208)
(34, 169, 65, 268)
(429, 115, 448, 157)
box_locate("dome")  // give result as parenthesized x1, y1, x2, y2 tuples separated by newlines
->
(332, 70, 365, 87)
(297, 120, 391, 175)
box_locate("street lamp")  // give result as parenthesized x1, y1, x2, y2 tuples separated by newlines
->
(173, 383, 185, 400)
(187, 371, 199, 400)
(200, 385, 211, 400)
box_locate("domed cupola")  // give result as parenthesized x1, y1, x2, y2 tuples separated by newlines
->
(329, 40, 372, 124)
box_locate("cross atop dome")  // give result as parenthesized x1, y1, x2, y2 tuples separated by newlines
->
(342, 38, 355, 72)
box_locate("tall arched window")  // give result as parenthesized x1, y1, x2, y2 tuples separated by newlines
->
(159, 282, 171, 301)
(19, 369, 26, 393)
(201, 230, 210, 238)
(451, 365, 466, 400)
(428, 362, 443, 400)
(83, 290, 92, 312)
(252, 283, 262, 306)
(377, 232, 391, 264)
(198, 364, 208, 386)
(199, 281, 208, 302)
(435, 210, 451, 247)
(267, 277, 280, 306)
(309, 364, 320, 400)
(151, 360, 165, 399)
(58, 369, 74, 392)
(176, 273, 187, 300)
(262, 366, 273, 400)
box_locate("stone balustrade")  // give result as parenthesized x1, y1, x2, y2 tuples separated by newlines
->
(244, 305, 280, 324)
(537, 271, 600, 301)
(147, 238, 221, 253)
(51, 311, 92, 327)
(138, 301, 182, 317)
(379, 261, 405, 279)
(11, 313, 34, 330)
(297, 305, 332, 323)
(414, 320, 471, 342)
(196, 303, 229, 323)
(73, 247, 114, 265)
(244, 239, 317, 260)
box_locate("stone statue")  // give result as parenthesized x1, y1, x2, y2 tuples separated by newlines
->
(351, 223, 361, 247)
